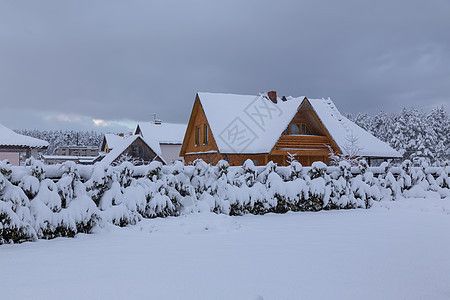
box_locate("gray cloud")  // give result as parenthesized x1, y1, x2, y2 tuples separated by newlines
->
(1, 0, 449, 131)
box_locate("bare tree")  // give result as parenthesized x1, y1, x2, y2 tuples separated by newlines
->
(327, 132, 363, 166)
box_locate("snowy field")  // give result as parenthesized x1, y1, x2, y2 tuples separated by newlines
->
(1, 197, 450, 300)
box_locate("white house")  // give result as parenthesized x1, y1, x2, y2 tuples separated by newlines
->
(0, 123, 49, 166)
(134, 121, 186, 164)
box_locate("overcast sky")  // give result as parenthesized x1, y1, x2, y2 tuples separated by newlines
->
(1, 0, 449, 133)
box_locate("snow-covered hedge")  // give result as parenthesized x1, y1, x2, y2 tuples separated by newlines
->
(1, 159, 449, 244)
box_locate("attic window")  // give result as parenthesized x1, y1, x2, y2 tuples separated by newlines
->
(285, 123, 312, 135)
(203, 124, 208, 145)
(195, 126, 200, 146)
(290, 124, 300, 134)
(133, 146, 141, 157)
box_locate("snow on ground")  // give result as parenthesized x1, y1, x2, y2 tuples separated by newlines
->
(1, 198, 450, 300)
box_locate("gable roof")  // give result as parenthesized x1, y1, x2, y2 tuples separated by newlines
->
(307, 98, 401, 158)
(197, 92, 305, 154)
(101, 135, 166, 165)
(0, 124, 49, 149)
(135, 122, 186, 144)
(101, 134, 125, 152)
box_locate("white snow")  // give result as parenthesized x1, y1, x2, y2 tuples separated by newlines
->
(103, 133, 126, 151)
(1, 198, 449, 300)
(308, 98, 401, 158)
(0, 123, 49, 148)
(42, 155, 98, 160)
(135, 122, 186, 144)
(184, 150, 218, 155)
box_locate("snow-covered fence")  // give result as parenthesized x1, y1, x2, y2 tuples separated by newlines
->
(1, 159, 449, 244)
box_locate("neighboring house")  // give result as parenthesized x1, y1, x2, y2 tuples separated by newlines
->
(101, 135, 165, 165)
(0, 123, 49, 166)
(42, 145, 100, 165)
(56, 146, 99, 157)
(100, 133, 127, 153)
(134, 121, 186, 164)
(180, 92, 401, 166)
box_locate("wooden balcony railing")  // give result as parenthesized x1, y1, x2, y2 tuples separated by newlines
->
(274, 135, 330, 151)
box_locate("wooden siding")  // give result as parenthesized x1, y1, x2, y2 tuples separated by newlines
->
(273, 135, 330, 152)
(268, 154, 328, 166)
(180, 96, 220, 157)
(184, 152, 222, 165)
(185, 153, 269, 166)
(113, 137, 162, 165)
(288, 109, 326, 136)
(225, 154, 268, 166)
(269, 103, 341, 166)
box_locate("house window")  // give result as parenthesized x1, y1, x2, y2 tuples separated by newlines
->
(285, 123, 312, 135)
(133, 146, 140, 157)
(195, 126, 200, 146)
(302, 124, 311, 135)
(203, 124, 208, 145)
(290, 124, 300, 134)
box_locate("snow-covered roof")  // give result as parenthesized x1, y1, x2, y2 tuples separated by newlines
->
(104, 134, 125, 151)
(0, 124, 49, 149)
(135, 122, 186, 145)
(308, 98, 402, 158)
(197, 92, 305, 154)
(101, 135, 166, 165)
(42, 155, 98, 160)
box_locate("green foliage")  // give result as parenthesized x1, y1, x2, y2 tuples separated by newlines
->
(0, 212, 35, 244)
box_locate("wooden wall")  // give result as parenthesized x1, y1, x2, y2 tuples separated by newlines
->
(184, 152, 222, 165)
(180, 98, 220, 157)
(185, 153, 268, 166)
(184, 153, 329, 167)
(114, 137, 163, 164)
(289, 109, 326, 136)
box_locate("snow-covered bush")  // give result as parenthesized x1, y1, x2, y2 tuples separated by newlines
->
(217, 160, 229, 177)
(19, 175, 40, 199)
(399, 160, 413, 192)
(85, 163, 112, 206)
(378, 162, 399, 201)
(287, 161, 303, 181)
(26, 157, 45, 182)
(303, 162, 330, 211)
(117, 162, 135, 188)
(146, 161, 163, 181)
(99, 181, 140, 227)
(0, 172, 36, 244)
(1, 158, 449, 244)
(0, 160, 12, 179)
(0, 200, 36, 244)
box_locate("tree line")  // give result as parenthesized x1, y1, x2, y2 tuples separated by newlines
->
(347, 106, 449, 164)
(15, 129, 103, 155)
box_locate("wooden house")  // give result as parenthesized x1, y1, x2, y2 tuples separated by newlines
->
(180, 92, 401, 166)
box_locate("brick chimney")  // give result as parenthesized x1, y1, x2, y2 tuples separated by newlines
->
(268, 91, 277, 103)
